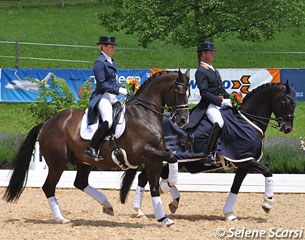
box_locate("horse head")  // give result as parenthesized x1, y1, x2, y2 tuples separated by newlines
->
(273, 80, 297, 134)
(168, 69, 190, 128)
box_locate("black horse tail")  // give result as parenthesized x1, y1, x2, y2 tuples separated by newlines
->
(3, 123, 44, 203)
(120, 168, 138, 204)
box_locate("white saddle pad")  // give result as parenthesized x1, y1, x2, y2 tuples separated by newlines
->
(80, 107, 126, 140)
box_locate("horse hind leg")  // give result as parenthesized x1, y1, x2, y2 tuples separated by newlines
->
(133, 169, 148, 218)
(42, 144, 71, 223)
(74, 163, 114, 216)
(43, 163, 70, 223)
(223, 167, 248, 221)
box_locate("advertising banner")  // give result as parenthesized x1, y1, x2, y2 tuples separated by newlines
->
(280, 69, 305, 101)
(189, 68, 280, 104)
(0, 68, 150, 102)
(158, 68, 280, 104)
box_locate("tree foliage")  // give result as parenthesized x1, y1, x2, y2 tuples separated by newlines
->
(98, 0, 305, 47)
(28, 74, 92, 123)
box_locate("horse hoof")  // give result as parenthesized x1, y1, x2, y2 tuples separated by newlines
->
(103, 207, 114, 216)
(160, 217, 174, 227)
(169, 199, 179, 214)
(57, 217, 71, 224)
(262, 197, 273, 213)
(262, 207, 271, 213)
(135, 209, 146, 218)
(224, 212, 237, 221)
(137, 213, 147, 219)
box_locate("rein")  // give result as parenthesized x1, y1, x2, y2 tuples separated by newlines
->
(125, 94, 188, 119)
(239, 111, 280, 129)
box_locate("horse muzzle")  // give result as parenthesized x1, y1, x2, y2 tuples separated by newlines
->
(280, 122, 293, 134)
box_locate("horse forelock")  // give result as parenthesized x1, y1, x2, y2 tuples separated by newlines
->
(134, 71, 177, 97)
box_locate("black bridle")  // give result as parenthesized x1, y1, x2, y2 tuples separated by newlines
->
(167, 80, 189, 121)
(241, 93, 295, 130)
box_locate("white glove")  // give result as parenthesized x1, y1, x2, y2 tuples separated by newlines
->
(221, 98, 232, 107)
(119, 87, 128, 95)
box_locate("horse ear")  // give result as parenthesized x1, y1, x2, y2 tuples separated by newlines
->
(285, 80, 291, 94)
(185, 68, 190, 79)
(178, 68, 183, 79)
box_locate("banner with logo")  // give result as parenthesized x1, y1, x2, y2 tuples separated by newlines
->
(0, 68, 150, 102)
(152, 68, 280, 104)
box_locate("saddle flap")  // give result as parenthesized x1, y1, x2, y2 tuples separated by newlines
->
(80, 105, 126, 140)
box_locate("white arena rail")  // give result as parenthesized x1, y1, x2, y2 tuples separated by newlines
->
(1, 141, 304, 193)
(1, 169, 305, 193)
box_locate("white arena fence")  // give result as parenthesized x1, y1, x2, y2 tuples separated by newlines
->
(0, 141, 304, 193)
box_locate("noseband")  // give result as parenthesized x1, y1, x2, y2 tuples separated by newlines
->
(275, 93, 294, 129)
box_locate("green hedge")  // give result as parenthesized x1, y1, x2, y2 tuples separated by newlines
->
(1, 133, 305, 173)
(0, 132, 24, 168)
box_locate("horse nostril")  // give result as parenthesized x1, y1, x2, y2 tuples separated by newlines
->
(181, 117, 187, 124)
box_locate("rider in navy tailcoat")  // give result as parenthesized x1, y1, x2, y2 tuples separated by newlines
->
(84, 36, 127, 161)
(186, 42, 231, 161)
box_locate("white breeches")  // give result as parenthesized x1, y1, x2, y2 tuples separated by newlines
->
(206, 103, 224, 128)
(98, 93, 118, 128)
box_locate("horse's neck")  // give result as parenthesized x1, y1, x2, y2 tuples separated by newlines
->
(242, 100, 272, 133)
(137, 80, 166, 107)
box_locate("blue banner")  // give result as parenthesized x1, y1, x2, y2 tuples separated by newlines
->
(0, 68, 150, 102)
(280, 69, 305, 101)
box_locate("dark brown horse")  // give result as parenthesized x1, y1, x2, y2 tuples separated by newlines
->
(124, 81, 297, 221)
(3, 70, 190, 227)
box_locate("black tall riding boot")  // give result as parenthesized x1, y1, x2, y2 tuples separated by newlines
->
(84, 121, 109, 161)
(204, 123, 221, 163)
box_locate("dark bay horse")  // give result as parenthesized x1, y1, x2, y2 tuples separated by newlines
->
(3, 70, 190, 227)
(122, 81, 297, 220)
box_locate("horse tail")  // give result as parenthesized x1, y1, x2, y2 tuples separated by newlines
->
(3, 123, 44, 203)
(120, 168, 138, 204)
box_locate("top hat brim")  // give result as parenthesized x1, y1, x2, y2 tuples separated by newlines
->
(96, 42, 117, 45)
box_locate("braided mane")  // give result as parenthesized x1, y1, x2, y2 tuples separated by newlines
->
(243, 82, 282, 103)
(134, 71, 176, 97)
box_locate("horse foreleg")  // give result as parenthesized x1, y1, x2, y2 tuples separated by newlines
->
(168, 185, 180, 214)
(74, 164, 114, 216)
(159, 163, 180, 214)
(240, 160, 274, 212)
(223, 167, 248, 221)
(135, 164, 180, 215)
(246, 161, 274, 213)
(145, 160, 174, 227)
(159, 162, 178, 193)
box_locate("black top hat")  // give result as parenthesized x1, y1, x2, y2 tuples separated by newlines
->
(197, 42, 215, 52)
(96, 36, 116, 45)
